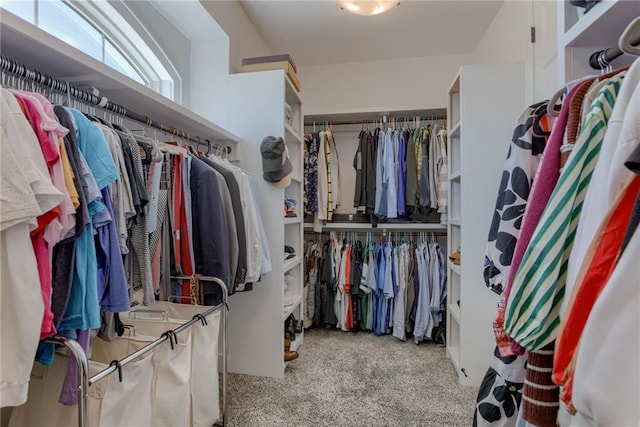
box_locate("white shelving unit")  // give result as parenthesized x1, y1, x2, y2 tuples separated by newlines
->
(558, 0, 640, 84)
(446, 63, 526, 387)
(227, 70, 304, 378)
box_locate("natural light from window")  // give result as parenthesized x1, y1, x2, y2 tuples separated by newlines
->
(1, 0, 176, 99)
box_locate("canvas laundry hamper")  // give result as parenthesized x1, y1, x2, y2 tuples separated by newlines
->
(119, 315, 192, 427)
(129, 301, 221, 427)
(8, 339, 154, 427)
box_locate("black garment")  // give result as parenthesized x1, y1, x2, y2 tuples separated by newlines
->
(319, 241, 337, 326)
(418, 129, 432, 214)
(353, 131, 366, 210)
(199, 156, 248, 287)
(117, 131, 149, 216)
(365, 130, 378, 215)
(404, 129, 417, 215)
(190, 157, 231, 303)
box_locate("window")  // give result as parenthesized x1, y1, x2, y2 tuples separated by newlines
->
(2, 0, 176, 99)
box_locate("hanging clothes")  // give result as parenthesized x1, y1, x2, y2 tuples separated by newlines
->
(476, 61, 640, 427)
(303, 231, 445, 341)
(0, 84, 270, 410)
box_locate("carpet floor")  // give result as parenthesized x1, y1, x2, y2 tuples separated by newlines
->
(226, 328, 478, 426)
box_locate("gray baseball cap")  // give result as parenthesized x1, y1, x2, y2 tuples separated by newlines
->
(261, 136, 286, 173)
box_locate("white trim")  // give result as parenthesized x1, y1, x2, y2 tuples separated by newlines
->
(522, 395, 560, 407)
(526, 364, 553, 373)
(524, 379, 559, 390)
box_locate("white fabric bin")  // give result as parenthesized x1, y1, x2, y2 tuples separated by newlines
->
(129, 302, 221, 427)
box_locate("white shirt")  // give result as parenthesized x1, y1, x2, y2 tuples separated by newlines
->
(1, 89, 64, 407)
(564, 59, 640, 313)
(571, 229, 640, 426)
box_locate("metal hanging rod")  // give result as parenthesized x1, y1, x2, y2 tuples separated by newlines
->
(0, 54, 231, 154)
(304, 116, 447, 127)
(589, 21, 640, 70)
(304, 223, 447, 233)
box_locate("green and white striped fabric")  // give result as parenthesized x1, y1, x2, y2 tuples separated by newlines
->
(504, 73, 626, 351)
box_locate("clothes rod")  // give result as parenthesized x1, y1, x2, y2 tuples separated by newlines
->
(304, 223, 447, 232)
(0, 55, 231, 154)
(304, 116, 447, 127)
(589, 29, 640, 70)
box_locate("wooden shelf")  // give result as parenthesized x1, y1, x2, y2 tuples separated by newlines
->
(285, 123, 304, 144)
(284, 216, 302, 225)
(284, 255, 302, 272)
(0, 12, 242, 147)
(449, 121, 461, 138)
(283, 295, 303, 320)
(448, 303, 461, 324)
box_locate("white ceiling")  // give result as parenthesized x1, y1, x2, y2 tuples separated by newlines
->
(238, 0, 503, 67)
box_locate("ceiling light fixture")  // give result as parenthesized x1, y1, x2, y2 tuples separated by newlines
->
(339, 1, 400, 16)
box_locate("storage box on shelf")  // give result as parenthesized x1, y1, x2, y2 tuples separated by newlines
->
(558, 0, 640, 83)
(446, 63, 525, 387)
(227, 68, 304, 378)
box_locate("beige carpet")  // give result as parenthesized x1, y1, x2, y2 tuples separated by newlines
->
(226, 328, 478, 426)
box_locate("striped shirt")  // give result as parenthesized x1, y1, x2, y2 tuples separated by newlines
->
(504, 72, 626, 351)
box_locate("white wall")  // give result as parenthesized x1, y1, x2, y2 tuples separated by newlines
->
(200, 0, 273, 73)
(470, 0, 530, 65)
(117, 1, 192, 105)
(299, 53, 471, 116)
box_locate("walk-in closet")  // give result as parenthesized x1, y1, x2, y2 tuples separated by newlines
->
(1, 1, 639, 426)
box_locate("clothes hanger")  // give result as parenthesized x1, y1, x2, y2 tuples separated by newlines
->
(546, 86, 565, 118)
(619, 16, 640, 56)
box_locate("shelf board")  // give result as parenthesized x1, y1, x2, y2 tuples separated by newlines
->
(448, 218, 461, 226)
(283, 295, 303, 320)
(284, 216, 302, 225)
(285, 123, 304, 144)
(448, 303, 461, 324)
(449, 261, 461, 275)
(291, 175, 303, 184)
(449, 171, 461, 181)
(285, 75, 303, 106)
(284, 255, 302, 272)
(449, 121, 461, 138)
(304, 107, 447, 126)
(303, 222, 447, 231)
(0, 12, 242, 147)
(563, 1, 639, 48)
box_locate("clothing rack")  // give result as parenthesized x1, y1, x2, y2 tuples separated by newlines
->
(48, 276, 228, 427)
(589, 20, 640, 70)
(0, 54, 231, 154)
